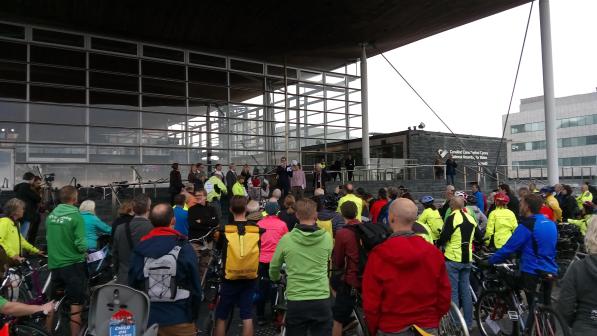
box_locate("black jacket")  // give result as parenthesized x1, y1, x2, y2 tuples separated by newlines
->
(507, 193, 520, 218)
(226, 170, 237, 190)
(561, 195, 579, 222)
(169, 170, 183, 193)
(187, 203, 219, 240)
(557, 254, 597, 334)
(110, 214, 134, 240)
(345, 158, 356, 170)
(14, 182, 41, 223)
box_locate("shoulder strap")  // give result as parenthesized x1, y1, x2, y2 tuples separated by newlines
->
(125, 220, 134, 250)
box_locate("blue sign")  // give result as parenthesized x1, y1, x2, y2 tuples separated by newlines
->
(109, 324, 136, 336)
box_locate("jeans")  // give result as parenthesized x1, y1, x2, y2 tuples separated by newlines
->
(446, 174, 455, 186)
(446, 261, 473, 328)
(20, 220, 30, 237)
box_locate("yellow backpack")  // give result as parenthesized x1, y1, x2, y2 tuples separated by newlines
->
(316, 218, 333, 238)
(223, 224, 260, 280)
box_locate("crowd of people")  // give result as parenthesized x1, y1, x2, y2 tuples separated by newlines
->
(0, 165, 596, 335)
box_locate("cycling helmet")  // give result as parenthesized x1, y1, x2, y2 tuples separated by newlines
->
(466, 194, 477, 205)
(420, 195, 434, 204)
(494, 192, 510, 204)
(455, 191, 467, 199)
(322, 194, 338, 211)
(540, 186, 555, 194)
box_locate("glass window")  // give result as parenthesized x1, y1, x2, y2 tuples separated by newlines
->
(188, 83, 227, 101)
(90, 127, 139, 145)
(90, 108, 139, 128)
(299, 83, 325, 98)
(230, 59, 263, 74)
(142, 95, 186, 114)
(142, 112, 186, 130)
(327, 99, 346, 112)
(230, 88, 263, 104)
(267, 65, 285, 77)
(326, 87, 346, 100)
(30, 45, 85, 68)
(142, 78, 186, 97)
(89, 53, 138, 75)
(348, 89, 361, 102)
(511, 124, 525, 134)
(0, 123, 25, 142)
(0, 82, 26, 100)
(189, 53, 226, 68)
(89, 146, 139, 164)
(30, 85, 85, 104)
(143, 45, 184, 62)
(28, 144, 87, 161)
(30, 104, 86, 125)
(325, 74, 346, 86)
(299, 71, 322, 83)
(188, 67, 227, 85)
(32, 29, 84, 47)
(142, 147, 187, 164)
(90, 37, 137, 55)
(142, 130, 185, 147)
(0, 61, 26, 81)
(0, 23, 24, 39)
(229, 73, 263, 90)
(29, 124, 85, 143)
(90, 71, 139, 92)
(90, 90, 139, 109)
(142, 60, 185, 80)
(0, 41, 26, 62)
(30, 65, 86, 86)
(0, 101, 26, 122)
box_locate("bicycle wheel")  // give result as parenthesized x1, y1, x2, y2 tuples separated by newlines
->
(11, 322, 51, 336)
(352, 305, 370, 336)
(439, 302, 470, 336)
(529, 305, 571, 336)
(475, 290, 518, 336)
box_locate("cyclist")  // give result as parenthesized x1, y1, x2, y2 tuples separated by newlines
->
(337, 184, 363, 221)
(417, 196, 444, 243)
(489, 193, 558, 328)
(0, 199, 43, 268)
(465, 194, 487, 231)
(484, 192, 517, 250)
(363, 198, 450, 335)
(79, 200, 111, 251)
(541, 186, 562, 222)
(567, 201, 594, 236)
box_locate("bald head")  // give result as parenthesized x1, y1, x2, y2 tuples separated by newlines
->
(388, 198, 418, 232)
(149, 203, 174, 228)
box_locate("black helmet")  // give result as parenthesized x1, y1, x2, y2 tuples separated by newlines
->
(466, 194, 477, 205)
(322, 194, 338, 211)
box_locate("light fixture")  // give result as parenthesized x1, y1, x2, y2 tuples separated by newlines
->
(418, 122, 426, 129)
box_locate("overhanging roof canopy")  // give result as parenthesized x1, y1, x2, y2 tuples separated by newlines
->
(0, 0, 531, 71)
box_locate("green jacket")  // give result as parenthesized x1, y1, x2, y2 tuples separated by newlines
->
(46, 204, 87, 269)
(0, 217, 39, 258)
(568, 214, 592, 236)
(232, 181, 246, 197)
(269, 224, 332, 301)
(484, 207, 518, 249)
(206, 176, 227, 202)
(417, 208, 444, 242)
(337, 194, 363, 221)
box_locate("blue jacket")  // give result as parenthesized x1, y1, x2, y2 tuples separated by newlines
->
(173, 206, 189, 236)
(128, 228, 202, 327)
(81, 212, 111, 250)
(474, 191, 485, 213)
(489, 214, 558, 276)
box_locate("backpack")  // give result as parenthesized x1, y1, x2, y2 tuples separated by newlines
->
(142, 241, 190, 302)
(223, 223, 260, 280)
(348, 222, 392, 278)
(378, 199, 394, 228)
(316, 218, 333, 238)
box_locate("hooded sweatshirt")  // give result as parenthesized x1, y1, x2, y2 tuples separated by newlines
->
(557, 254, 597, 334)
(362, 233, 451, 335)
(46, 204, 86, 269)
(81, 211, 112, 250)
(269, 224, 332, 301)
(257, 215, 289, 263)
(128, 227, 202, 327)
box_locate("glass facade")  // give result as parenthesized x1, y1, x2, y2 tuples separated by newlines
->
(511, 135, 597, 152)
(513, 156, 597, 168)
(510, 113, 597, 134)
(0, 22, 361, 186)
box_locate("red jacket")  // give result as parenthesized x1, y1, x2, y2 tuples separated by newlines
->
(369, 199, 388, 224)
(363, 233, 451, 335)
(332, 220, 361, 289)
(540, 205, 555, 221)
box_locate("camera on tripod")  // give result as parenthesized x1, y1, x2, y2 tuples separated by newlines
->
(43, 173, 55, 184)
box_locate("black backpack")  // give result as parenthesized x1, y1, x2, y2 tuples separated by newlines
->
(348, 222, 392, 279)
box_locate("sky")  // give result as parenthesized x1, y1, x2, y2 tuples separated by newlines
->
(367, 0, 597, 137)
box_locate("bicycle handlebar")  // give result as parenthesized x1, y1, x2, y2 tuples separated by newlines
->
(189, 227, 219, 244)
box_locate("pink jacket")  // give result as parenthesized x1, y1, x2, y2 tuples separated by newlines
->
(257, 215, 289, 263)
(290, 169, 306, 189)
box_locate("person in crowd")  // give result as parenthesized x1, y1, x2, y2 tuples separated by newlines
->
(0, 199, 43, 272)
(337, 184, 363, 221)
(319, 157, 327, 170)
(470, 183, 485, 213)
(437, 196, 481, 330)
(270, 198, 333, 336)
(417, 196, 444, 243)
(129, 203, 201, 336)
(557, 216, 597, 334)
(442, 190, 468, 221)
(232, 175, 247, 197)
(279, 195, 299, 232)
(445, 154, 457, 186)
(111, 200, 134, 240)
(577, 181, 594, 210)
(313, 163, 325, 191)
(313, 188, 325, 197)
(345, 154, 356, 181)
(434, 156, 444, 180)
(46, 186, 87, 336)
(214, 196, 259, 336)
(315, 194, 344, 235)
(240, 164, 251, 190)
(206, 171, 227, 224)
(332, 201, 361, 336)
(0, 295, 54, 317)
(187, 189, 219, 282)
(271, 188, 282, 204)
(518, 186, 530, 199)
(568, 202, 594, 236)
(554, 183, 565, 206)
(260, 179, 270, 200)
(256, 202, 288, 325)
(561, 184, 580, 222)
(369, 188, 388, 225)
(465, 194, 488, 231)
(246, 200, 263, 224)
(112, 193, 153, 285)
(439, 185, 456, 218)
(168, 163, 183, 206)
(356, 187, 372, 221)
(13, 172, 41, 240)
(173, 194, 189, 236)
(290, 161, 306, 200)
(225, 163, 238, 194)
(275, 157, 293, 197)
(214, 163, 224, 176)
(489, 193, 558, 328)
(331, 158, 342, 182)
(363, 198, 451, 335)
(528, 182, 539, 194)
(187, 163, 202, 191)
(498, 183, 520, 218)
(484, 192, 517, 250)
(541, 186, 562, 222)
(79, 200, 111, 251)
(376, 186, 399, 226)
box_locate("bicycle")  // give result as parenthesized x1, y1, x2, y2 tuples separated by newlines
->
(1, 257, 49, 306)
(0, 312, 52, 336)
(474, 262, 571, 336)
(199, 241, 233, 336)
(439, 302, 470, 336)
(272, 268, 287, 336)
(342, 289, 369, 336)
(189, 227, 219, 290)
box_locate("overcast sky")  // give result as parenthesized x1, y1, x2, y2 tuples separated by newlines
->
(367, 0, 597, 137)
